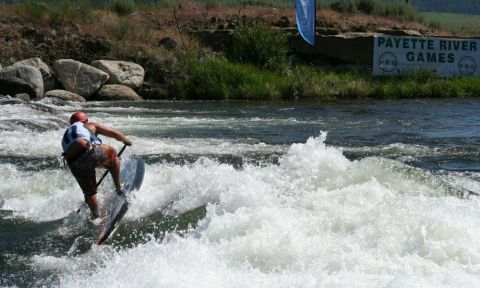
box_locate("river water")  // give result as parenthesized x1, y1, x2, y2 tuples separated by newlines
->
(1, 98, 480, 287)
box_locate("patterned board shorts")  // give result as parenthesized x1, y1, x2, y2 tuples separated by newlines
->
(68, 145, 108, 194)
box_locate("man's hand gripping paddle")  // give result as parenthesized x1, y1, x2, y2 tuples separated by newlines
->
(76, 144, 127, 213)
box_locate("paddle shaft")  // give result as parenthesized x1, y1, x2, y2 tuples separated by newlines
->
(76, 144, 127, 213)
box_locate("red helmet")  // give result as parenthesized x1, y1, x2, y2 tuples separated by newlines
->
(70, 112, 88, 124)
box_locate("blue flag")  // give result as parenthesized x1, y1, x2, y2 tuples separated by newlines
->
(295, 0, 316, 46)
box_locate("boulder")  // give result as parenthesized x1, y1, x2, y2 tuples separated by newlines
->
(53, 59, 109, 98)
(94, 84, 142, 101)
(12, 58, 58, 92)
(91, 60, 145, 90)
(44, 89, 86, 102)
(0, 77, 37, 99)
(0, 65, 44, 99)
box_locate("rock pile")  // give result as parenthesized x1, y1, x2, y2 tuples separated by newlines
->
(0, 58, 144, 102)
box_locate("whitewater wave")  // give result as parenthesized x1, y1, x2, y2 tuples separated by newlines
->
(26, 133, 480, 287)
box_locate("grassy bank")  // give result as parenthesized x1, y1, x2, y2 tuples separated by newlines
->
(169, 57, 480, 100)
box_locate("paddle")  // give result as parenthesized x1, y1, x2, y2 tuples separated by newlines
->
(76, 144, 127, 213)
(437, 177, 479, 197)
(457, 186, 479, 197)
(469, 190, 479, 196)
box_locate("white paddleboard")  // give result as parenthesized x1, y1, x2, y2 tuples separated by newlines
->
(96, 158, 145, 245)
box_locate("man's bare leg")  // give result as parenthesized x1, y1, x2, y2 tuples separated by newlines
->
(85, 194, 100, 219)
(76, 173, 99, 219)
(101, 145, 122, 191)
(110, 157, 121, 190)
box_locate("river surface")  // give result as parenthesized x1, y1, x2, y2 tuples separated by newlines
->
(1, 98, 480, 287)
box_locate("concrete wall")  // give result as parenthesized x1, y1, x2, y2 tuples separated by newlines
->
(289, 33, 374, 66)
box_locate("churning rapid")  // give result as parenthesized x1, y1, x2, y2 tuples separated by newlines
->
(1, 98, 480, 287)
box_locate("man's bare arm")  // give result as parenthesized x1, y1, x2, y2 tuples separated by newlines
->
(90, 123, 132, 145)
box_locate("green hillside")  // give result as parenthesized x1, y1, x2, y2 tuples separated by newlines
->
(411, 0, 480, 15)
(422, 12, 480, 35)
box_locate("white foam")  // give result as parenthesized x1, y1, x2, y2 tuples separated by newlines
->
(0, 131, 283, 158)
(0, 102, 302, 158)
(3, 102, 477, 287)
(0, 129, 64, 157)
(0, 164, 83, 221)
(47, 194, 480, 287)
(126, 137, 285, 156)
(30, 133, 479, 287)
(345, 143, 438, 157)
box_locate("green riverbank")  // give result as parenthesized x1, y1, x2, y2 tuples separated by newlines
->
(167, 56, 480, 100)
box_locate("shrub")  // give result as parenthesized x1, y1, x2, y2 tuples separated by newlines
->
(330, 0, 356, 14)
(428, 20, 441, 30)
(228, 22, 288, 71)
(172, 52, 296, 100)
(48, 0, 93, 24)
(355, 0, 377, 14)
(110, 0, 136, 16)
(22, 1, 49, 20)
(18, 0, 94, 24)
(354, 0, 422, 22)
(380, 2, 422, 22)
(104, 18, 135, 41)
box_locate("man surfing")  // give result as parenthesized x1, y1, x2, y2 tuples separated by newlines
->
(62, 111, 132, 218)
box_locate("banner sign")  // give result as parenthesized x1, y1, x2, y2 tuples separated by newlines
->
(296, 0, 316, 46)
(373, 35, 479, 77)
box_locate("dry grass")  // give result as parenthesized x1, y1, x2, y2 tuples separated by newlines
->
(317, 10, 340, 27)
(82, 9, 201, 53)
(0, 1, 452, 68)
(0, 1, 443, 35)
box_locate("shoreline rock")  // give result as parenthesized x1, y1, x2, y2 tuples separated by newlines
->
(13, 58, 58, 92)
(0, 65, 44, 99)
(93, 84, 142, 101)
(0, 77, 38, 99)
(44, 89, 86, 102)
(0, 57, 149, 102)
(91, 60, 145, 90)
(54, 59, 109, 98)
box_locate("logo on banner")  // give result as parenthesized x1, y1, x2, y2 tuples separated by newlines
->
(458, 56, 477, 76)
(378, 52, 397, 73)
